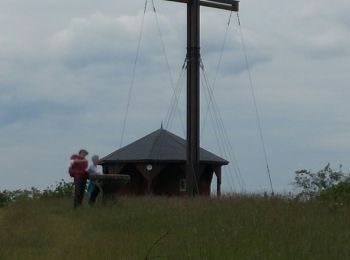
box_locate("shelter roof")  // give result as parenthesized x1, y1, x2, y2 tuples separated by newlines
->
(100, 128, 228, 165)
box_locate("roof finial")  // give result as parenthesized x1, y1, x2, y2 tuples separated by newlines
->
(161, 121, 163, 129)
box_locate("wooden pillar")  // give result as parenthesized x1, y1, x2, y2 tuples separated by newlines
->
(186, 0, 201, 196)
(165, 0, 239, 197)
(216, 166, 222, 197)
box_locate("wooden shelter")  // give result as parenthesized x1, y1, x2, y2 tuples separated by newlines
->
(99, 128, 228, 196)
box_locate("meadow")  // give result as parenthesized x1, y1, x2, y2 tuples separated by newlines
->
(0, 195, 349, 260)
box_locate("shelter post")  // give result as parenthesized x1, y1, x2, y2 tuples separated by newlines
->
(216, 166, 222, 197)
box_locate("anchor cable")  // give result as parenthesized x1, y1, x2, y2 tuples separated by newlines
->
(201, 11, 233, 135)
(198, 12, 246, 192)
(237, 13, 274, 193)
(151, 0, 186, 135)
(119, 0, 148, 148)
(200, 72, 237, 192)
(200, 59, 246, 191)
(165, 59, 187, 131)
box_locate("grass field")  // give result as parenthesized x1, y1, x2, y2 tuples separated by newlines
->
(0, 195, 350, 259)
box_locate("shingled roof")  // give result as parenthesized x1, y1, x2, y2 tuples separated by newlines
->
(100, 128, 228, 165)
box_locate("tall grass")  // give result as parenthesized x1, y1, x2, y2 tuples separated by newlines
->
(0, 196, 349, 259)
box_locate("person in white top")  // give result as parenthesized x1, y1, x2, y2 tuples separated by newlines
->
(87, 155, 101, 205)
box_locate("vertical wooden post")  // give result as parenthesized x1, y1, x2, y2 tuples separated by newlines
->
(216, 167, 222, 197)
(165, 0, 240, 196)
(186, 0, 200, 196)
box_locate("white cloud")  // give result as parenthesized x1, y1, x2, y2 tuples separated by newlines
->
(50, 11, 185, 68)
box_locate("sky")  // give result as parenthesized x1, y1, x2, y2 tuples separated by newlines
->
(1, 0, 350, 193)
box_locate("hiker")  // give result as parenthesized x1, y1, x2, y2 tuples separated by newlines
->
(87, 155, 101, 205)
(69, 149, 89, 208)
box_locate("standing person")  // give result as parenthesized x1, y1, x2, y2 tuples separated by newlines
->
(69, 149, 89, 208)
(87, 155, 101, 205)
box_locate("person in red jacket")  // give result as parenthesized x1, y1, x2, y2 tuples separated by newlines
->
(69, 149, 89, 208)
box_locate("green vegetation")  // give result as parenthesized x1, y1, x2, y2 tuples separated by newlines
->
(1, 166, 350, 260)
(0, 180, 73, 208)
(294, 164, 350, 204)
(1, 195, 350, 260)
(317, 180, 350, 203)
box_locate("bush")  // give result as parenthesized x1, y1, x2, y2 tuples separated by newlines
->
(0, 191, 12, 208)
(42, 179, 74, 198)
(0, 179, 73, 207)
(317, 180, 350, 203)
(294, 163, 350, 200)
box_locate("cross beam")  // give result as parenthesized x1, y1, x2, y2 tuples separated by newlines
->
(164, 0, 239, 12)
(164, 0, 239, 196)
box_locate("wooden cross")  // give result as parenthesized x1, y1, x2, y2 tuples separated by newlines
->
(164, 0, 239, 195)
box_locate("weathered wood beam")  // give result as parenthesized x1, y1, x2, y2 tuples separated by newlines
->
(208, 0, 238, 6)
(163, 0, 188, 4)
(164, 0, 239, 12)
(163, 0, 238, 196)
(201, 1, 238, 11)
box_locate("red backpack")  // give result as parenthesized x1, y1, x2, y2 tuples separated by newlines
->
(68, 154, 88, 177)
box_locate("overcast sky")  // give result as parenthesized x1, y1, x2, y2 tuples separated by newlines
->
(1, 0, 350, 193)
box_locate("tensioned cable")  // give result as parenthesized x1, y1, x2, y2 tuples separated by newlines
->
(200, 59, 244, 185)
(165, 59, 187, 133)
(200, 59, 245, 191)
(153, 62, 187, 169)
(151, 0, 174, 86)
(119, 0, 148, 148)
(237, 13, 274, 193)
(201, 11, 233, 135)
(200, 72, 237, 192)
(196, 11, 245, 192)
(151, 0, 186, 135)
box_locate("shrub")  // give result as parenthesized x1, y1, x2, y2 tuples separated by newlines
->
(0, 179, 74, 207)
(42, 179, 74, 198)
(0, 191, 12, 208)
(317, 180, 350, 203)
(294, 163, 349, 200)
